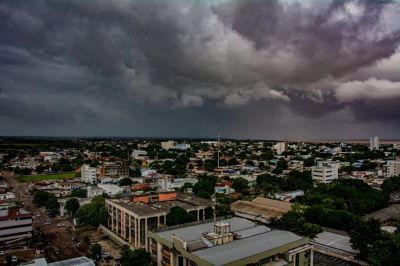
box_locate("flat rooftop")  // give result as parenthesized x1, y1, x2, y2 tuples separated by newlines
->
(107, 193, 212, 217)
(154, 217, 304, 265)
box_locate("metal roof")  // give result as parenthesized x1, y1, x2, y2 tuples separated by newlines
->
(48, 257, 95, 266)
(192, 230, 302, 265)
(156, 217, 256, 242)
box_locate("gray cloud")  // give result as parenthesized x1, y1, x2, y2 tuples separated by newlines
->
(0, 0, 400, 138)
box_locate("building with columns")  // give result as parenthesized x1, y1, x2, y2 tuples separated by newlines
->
(148, 217, 313, 266)
(105, 192, 212, 249)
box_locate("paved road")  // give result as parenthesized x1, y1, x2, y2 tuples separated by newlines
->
(3, 173, 85, 261)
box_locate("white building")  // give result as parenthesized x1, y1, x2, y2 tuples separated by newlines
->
(158, 177, 197, 192)
(131, 150, 147, 160)
(97, 184, 124, 197)
(81, 164, 97, 184)
(386, 160, 400, 177)
(0, 191, 16, 200)
(161, 140, 177, 150)
(312, 162, 338, 183)
(370, 136, 380, 151)
(273, 142, 287, 155)
(87, 186, 104, 198)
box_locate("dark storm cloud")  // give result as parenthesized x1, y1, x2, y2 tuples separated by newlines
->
(0, 0, 400, 137)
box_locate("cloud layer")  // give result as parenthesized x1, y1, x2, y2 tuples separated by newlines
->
(0, 0, 400, 138)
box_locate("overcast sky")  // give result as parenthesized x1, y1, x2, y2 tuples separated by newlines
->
(1, 0, 400, 139)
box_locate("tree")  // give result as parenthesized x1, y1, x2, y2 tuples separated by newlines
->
(71, 189, 87, 198)
(76, 196, 107, 227)
(193, 175, 217, 199)
(349, 218, 384, 260)
(166, 206, 194, 226)
(65, 198, 80, 216)
(119, 178, 133, 186)
(33, 191, 53, 207)
(45, 197, 60, 216)
(120, 246, 151, 266)
(232, 177, 249, 193)
(90, 243, 102, 261)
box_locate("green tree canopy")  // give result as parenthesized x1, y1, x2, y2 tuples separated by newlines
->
(193, 175, 217, 199)
(166, 206, 195, 226)
(120, 246, 151, 266)
(65, 198, 80, 216)
(119, 177, 133, 186)
(76, 196, 107, 227)
(232, 177, 249, 193)
(89, 243, 102, 261)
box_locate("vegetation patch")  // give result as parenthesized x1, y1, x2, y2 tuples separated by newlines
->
(16, 172, 78, 182)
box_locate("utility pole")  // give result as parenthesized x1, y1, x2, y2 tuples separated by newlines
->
(217, 133, 221, 168)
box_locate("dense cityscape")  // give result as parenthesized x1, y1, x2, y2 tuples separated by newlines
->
(2, 0, 400, 265)
(0, 137, 399, 265)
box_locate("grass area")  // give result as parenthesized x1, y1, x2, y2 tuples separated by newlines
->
(16, 172, 78, 182)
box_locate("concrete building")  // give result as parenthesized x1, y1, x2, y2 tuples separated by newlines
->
(148, 217, 313, 266)
(312, 162, 338, 184)
(161, 141, 177, 150)
(370, 136, 380, 151)
(131, 150, 148, 160)
(175, 143, 191, 150)
(158, 177, 197, 192)
(105, 192, 212, 249)
(81, 164, 97, 184)
(87, 186, 104, 198)
(97, 184, 124, 197)
(386, 160, 400, 177)
(99, 163, 129, 178)
(273, 142, 288, 155)
(0, 207, 32, 248)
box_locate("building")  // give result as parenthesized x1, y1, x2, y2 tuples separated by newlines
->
(97, 184, 124, 197)
(311, 162, 338, 184)
(0, 207, 33, 248)
(81, 164, 97, 184)
(131, 150, 148, 160)
(87, 186, 104, 198)
(148, 217, 313, 266)
(231, 197, 292, 224)
(158, 177, 197, 192)
(370, 136, 380, 151)
(175, 143, 191, 150)
(105, 192, 212, 249)
(99, 164, 129, 178)
(22, 256, 95, 266)
(161, 141, 177, 150)
(386, 160, 400, 177)
(273, 142, 288, 155)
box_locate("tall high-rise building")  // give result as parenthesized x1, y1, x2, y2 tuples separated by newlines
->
(370, 136, 379, 151)
(81, 164, 97, 184)
(386, 160, 400, 177)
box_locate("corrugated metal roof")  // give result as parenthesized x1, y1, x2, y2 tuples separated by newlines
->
(48, 257, 95, 266)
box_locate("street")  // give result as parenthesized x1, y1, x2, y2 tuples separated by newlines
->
(3, 173, 85, 262)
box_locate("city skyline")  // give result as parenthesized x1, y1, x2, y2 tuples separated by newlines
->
(1, 0, 400, 138)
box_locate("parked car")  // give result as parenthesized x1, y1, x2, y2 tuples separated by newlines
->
(11, 256, 17, 263)
(0, 250, 4, 256)
(56, 223, 65, 227)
